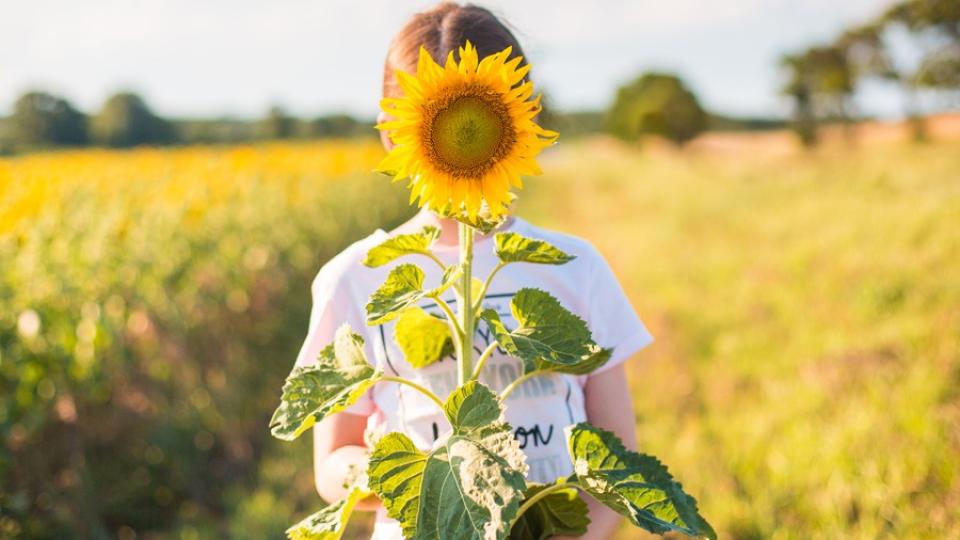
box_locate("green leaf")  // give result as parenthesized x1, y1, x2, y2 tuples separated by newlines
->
(431, 263, 463, 297)
(494, 232, 575, 265)
(510, 482, 590, 540)
(286, 484, 369, 540)
(419, 429, 527, 540)
(270, 325, 381, 441)
(367, 383, 527, 540)
(443, 380, 502, 431)
(567, 424, 716, 540)
(363, 226, 441, 267)
(366, 263, 426, 325)
(436, 202, 510, 234)
(367, 433, 427, 540)
(480, 289, 598, 373)
(542, 345, 611, 376)
(394, 307, 452, 368)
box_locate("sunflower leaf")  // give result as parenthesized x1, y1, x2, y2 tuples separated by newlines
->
(443, 380, 503, 431)
(286, 479, 371, 540)
(567, 424, 717, 540)
(366, 263, 426, 325)
(367, 433, 426, 540)
(363, 226, 441, 268)
(437, 201, 510, 234)
(510, 482, 590, 540)
(270, 325, 381, 441)
(494, 232, 576, 265)
(479, 289, 600, 374)
(430, 263, 463, 297)
(540, 346, 611, 376)
(367, 382, 527, 540)
(394, 306, 453, 368)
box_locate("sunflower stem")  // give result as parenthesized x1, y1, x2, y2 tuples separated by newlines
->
(474, 261, 506, 313)
(470, 341, 499, 381)
(514, 482, 581, 520)
(457, 222, 476, 386)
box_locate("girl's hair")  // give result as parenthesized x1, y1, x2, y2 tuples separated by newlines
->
(383, 2, 527, 98)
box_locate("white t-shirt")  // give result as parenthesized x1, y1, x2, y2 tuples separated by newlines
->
(293, 217, 653, 539)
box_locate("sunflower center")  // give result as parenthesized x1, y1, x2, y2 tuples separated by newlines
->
(424, 90, 515, 177)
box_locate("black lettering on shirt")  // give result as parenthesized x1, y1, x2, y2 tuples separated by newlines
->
(513, 424, 554, 449)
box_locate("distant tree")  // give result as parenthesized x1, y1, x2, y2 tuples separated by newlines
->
(535, 91, 605, 139)
(174, 117, 258, 144)
(305, 114, 364, 138)
(881, 0, 960, 140)
(606, 72, 707, 145)
(780, 46, 855, 145)
(91, 92, 173, 147)
(9, 91, 88, 147)
(258, 106, 296, 140)
(780, 55, 820, 147)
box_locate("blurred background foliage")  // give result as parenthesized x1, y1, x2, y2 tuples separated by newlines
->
(0, 143, 412, 539)
(1, 0, 958, 539)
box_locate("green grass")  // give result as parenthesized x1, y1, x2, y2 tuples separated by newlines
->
(518, 137, 960, 539)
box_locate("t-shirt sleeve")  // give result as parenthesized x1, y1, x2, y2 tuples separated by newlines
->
(292, 263, 376, 416)
(585, 248, 654, 375)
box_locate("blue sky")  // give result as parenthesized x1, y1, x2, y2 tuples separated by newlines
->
(1, 0, 901, 119)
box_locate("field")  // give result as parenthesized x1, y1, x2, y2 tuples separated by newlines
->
(1, 133, 958, 539)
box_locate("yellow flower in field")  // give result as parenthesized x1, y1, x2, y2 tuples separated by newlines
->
(376, 41, 557, 219)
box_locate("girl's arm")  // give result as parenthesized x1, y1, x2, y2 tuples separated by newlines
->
(555, 362, 639, 540)
(312, 411, 380, 511)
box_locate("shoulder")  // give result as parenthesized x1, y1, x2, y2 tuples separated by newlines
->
(310, 229, 390, 298)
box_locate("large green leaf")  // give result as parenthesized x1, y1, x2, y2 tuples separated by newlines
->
(367, 382, 527, 540)
(567, 424, 716, 540)
(366, 263, 426, 325)
(270, 326, 381, 441)
(509, 482, 590, 540)
(494, 232, 575, 265)
(286, 484, 369, 540)
(363, 226, 441, 267)
(480, 289, 599, 373)
(394, 306, 452, 368)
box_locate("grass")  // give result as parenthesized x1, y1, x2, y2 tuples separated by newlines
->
(518, 137, 960, 539)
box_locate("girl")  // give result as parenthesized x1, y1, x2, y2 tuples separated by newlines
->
(294, 3, 653, 539)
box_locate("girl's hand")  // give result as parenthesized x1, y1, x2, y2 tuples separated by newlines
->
(313, 411, 380, 511)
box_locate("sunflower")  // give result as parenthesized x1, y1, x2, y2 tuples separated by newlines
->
(376, 41, 557, 220)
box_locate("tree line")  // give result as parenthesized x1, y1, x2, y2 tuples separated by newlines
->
(0, 91, 375, 155)
(780, 0, 959, 145)
(0, 80, 740, 154)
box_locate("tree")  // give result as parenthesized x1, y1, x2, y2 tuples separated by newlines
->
(881, 0, 960, 140)
(9, 91, 88, 147)
(780, 55, 819, 147)
(257, 105, 296, 140)
(780, 46, 855, 146)
(91, 92, 173, 147)
(606, 72, 707, 145)
(303, 114, 364, 138)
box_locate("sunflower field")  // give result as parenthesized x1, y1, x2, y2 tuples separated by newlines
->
(0, 142, 413, 539)
(2, 136, 959, 539)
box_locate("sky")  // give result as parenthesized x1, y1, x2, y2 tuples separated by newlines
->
(0, 0, 903, 119)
